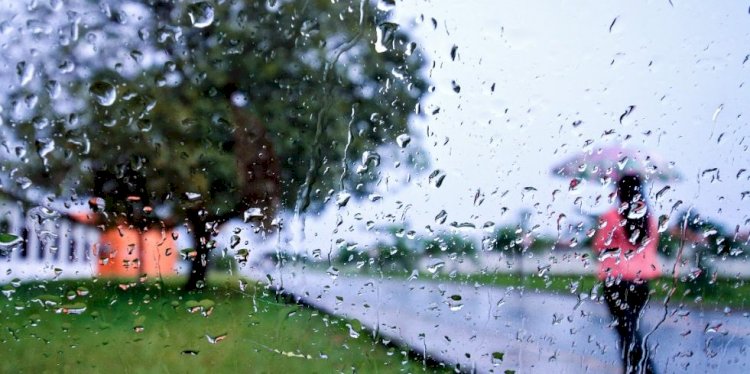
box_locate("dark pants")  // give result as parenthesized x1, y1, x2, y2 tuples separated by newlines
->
(603, 281, 656, 374)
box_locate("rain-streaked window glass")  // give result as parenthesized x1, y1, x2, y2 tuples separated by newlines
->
(1, 0, 748, 373)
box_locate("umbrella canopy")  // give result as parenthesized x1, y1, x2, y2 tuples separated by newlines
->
(551, 144, 681, 183)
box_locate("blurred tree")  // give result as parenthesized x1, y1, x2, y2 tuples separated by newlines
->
(0, 0, 427, 290)
(422, 232, 477, 259)
(676, 210, 735, 291)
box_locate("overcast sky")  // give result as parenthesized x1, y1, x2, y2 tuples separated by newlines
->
(285, 0, 750, 253)
(2, 0, 748, 254)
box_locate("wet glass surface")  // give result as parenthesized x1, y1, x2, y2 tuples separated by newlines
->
(0, 1, 749, 373)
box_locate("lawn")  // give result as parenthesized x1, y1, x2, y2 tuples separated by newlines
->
(409, 271, 750, 311)
(0, 276, 450, 373)
(324, 259, 750, 311)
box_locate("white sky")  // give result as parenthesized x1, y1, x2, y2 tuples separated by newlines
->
(287, 0, 750, 253)
(1, 0, 749, 254)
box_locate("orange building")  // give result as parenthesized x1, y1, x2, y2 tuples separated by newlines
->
(97, 224, 177, 278)
(72, 213, 178, 278)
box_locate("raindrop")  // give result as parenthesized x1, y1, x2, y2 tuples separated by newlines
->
(428, 169, 446, 188)
(230, 92, 248, 107)
(229, 235, 240, 249)
(491, 352, 505, 366)
(45, 80, 61, 99)
(619, 105, 636, 124)
(447, 294, 463, 311)
(234, 249, 249, 264)
(451, 80, 461, 93)
(627, 201, 647, 219)
(58, 303, 87, 315)
(658, 215, 669, 233)
(243, 207, 264, 222)
(712, 104, 723, 122)
(129, 50, 144, 64)
(187, 2, 215, 28)
(58, 59, 75, 73)
(377, 0, 395, 11)
(326, 266, 339, 279)
(36, 138, 55, 162)
(16, 177, 32, 190)
(655, 185, 671, 201)
(0, 233, 22, 250)
(205, 333, 227, 344)
(396, 134, 411, 148)
(375, 22, 399, 53)
(427, 260, 445, 273)
(336, 192, 351, 207)
(16, 61, 34, 86)
(435, 210, 447, 224)
(184, 192, 202, 201)
(1, 285, 14, 298)
(89, 81, 117, 106)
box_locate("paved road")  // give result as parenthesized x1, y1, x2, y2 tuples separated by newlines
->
(242, 265, 750, 373)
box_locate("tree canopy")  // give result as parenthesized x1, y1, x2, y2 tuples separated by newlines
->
(0, 0, 429, 288)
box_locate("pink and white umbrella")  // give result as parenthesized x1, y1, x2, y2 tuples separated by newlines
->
(551, 144, 681, 184)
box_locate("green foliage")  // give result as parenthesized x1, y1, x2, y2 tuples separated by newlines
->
(371, 242, 419, 272)
(422, 233, 477, 258)
(2, 0, 428, 222)
(491, 226, 523, 254)
(658, 230, 681, 258)
(335, 238, 419, 272)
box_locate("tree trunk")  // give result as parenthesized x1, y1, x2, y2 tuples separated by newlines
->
(230, 106, 281, 234)
(183, 209, 211, 291)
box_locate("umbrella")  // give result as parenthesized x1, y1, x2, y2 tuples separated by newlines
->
(551, 144, 681, 184)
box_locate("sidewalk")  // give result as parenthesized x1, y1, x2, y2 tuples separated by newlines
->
(242, 265, 750, 373)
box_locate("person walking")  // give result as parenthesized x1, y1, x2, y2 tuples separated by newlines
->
(593, 174, 660, 374)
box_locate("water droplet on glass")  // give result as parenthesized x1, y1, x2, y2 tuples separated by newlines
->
(45, 80, 61, 99)
(491, 352, 504, 366)
(627, 201, 647, 219)
(428, 169, 446, 188)
(377, 0, 395, 11)
(58, 303, 87, 315)
(89, 81, 117, 106)
(1, 285, 15, 298)
(205, 333, 227, 344)
(243, 207, 264, 222)
(16, 61, 34, 86)
(0, 233, 22, 251)
(375, 22, 399, 53)
(188, 2, 215, 28)
(427, 260, 445, 273)
(184, 192, 202, 201)
(326, 266, 339, 279)
(336, 192, 351, 207)
(396, 134, 411, 148)
(658, 215, 669, 232)
(434, 210, 447, 224)
(129, 49, 144, 63)
(447, 294, 463, 311)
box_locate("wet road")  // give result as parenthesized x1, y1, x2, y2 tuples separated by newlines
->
(242, 265, 750, 373)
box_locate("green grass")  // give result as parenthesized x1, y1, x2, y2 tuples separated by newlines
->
(0, 276, 451, 373)
(406, 271, 750, 311)
(323, 259, 750, 310)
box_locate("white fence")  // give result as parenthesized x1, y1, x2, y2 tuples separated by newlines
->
(0, 201, 100, 283)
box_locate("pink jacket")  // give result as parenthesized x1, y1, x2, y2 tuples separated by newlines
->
(592, 209, 661, 281)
